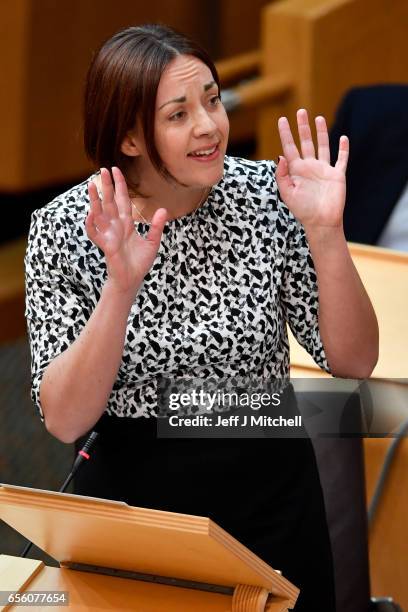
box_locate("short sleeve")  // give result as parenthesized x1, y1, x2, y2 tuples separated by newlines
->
(25, 208, 91, 419)
(280, 213, 331, 373)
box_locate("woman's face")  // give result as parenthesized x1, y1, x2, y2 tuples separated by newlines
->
(153, 54, 230, 188)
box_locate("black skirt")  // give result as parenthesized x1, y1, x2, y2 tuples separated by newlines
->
(74, 414, 336, 611)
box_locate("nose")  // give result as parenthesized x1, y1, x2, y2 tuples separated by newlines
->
(192, 107, 217, 137)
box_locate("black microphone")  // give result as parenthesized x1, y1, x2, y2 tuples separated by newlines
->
(61, 431, 99, 491)
(20, 430, 99, 558)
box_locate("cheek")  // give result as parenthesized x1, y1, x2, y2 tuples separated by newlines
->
(215, 105, 229, 133)
(222, 114, 230, 141)
(155, 128, 187, 162)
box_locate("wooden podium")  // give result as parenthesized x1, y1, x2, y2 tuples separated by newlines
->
(0, 484, 299, 611)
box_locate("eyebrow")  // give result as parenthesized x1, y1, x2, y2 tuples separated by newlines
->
(158, 81, 217, 110)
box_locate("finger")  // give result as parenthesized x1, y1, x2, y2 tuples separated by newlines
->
(85, 210, 103, 247)
(278, 116, 300, 163)
(88, 186, 110, 232)
(85, 209, 96, 236)
(112, 166, 132, 217)
(146, 208, 168, 245)
(88, 180, 102, 216)
(275, 156, 294, 203)
(335, 135, 349, 173)
(315, 116, 331, 163)
(85, 209, 114, 251)
(100, 167, 119, 218)
(86, 199, 111, 232)
(296, 109, 316, 158)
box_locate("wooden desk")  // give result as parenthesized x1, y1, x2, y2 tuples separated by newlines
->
(289, 243, 408, 610)
(289, 243, 408, 380)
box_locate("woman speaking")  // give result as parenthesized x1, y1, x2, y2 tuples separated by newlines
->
(25, 24, 378, 610)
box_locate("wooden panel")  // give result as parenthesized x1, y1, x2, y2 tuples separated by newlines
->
(217, 51, 261, 85)
(0, 239, 26, 302)
(365, 439, 408, 609)
(258, 0, 408, 160)
(0, 238, 27, 343)
(217, 0, 272, 58)
(4, 0, 408, 189)
(0, 1, 29, 188)
(310, 0, 408, 123)
(363, 438, 390, 509)
(0, 1, 216, 192)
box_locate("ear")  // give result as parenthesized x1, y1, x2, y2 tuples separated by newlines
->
(120, 130, 142, 157)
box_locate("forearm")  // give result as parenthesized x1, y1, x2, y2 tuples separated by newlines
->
(40, 279, 138, 443)
(305, 226, 379, 378)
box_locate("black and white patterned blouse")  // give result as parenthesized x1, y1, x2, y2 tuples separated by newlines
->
(25, 156, 330, 420)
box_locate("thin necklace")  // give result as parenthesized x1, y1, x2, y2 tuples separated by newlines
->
(131, 187, 210, 264)
(130, 202, 150, 225)
(130, 187, 209, 225)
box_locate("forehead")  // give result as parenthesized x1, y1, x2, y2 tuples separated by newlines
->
(156, 54, 214, 101)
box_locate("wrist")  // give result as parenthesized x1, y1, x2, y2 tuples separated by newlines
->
(303, 224, 346, 248)
(102, 277, 141, 307)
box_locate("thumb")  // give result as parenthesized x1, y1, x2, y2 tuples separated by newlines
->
(275, 156, 293, 201)
(146, 208, 168, 245)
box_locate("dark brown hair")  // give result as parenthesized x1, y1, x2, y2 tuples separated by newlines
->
(83, 24, 220, 189)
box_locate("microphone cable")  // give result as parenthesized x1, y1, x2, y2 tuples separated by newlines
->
(20, 431, 99, 558)
(368, 417, 408, 527)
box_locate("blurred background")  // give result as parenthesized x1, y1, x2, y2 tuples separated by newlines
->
(1, 1, 407, 610)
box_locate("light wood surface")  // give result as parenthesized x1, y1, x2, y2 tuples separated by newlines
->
(0, 554, 293, 611)
(0, 556, 297, 611)
(0, 555, 232, 612)
(0, 556, 43, 612)
(289, 243, 408, 380)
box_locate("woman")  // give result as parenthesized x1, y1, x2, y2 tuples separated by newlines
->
(25, 24, 378, 610)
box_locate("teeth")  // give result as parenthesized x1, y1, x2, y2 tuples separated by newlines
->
(191, 145, 217, 156)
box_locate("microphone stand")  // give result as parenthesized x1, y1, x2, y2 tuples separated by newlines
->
(20, 431, 99, 558)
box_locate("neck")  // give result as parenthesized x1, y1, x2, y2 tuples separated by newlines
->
(131, 185, 209, 222)
(128, 159, 213, 222)
(92, 169, 210, 222)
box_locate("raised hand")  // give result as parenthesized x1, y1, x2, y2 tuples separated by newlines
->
(276, 109, 348, 230)
(86, 167, 167, 294)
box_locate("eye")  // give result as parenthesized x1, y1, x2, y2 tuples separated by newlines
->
(169, 110, 186, 121)
(209, 95, 221, 107)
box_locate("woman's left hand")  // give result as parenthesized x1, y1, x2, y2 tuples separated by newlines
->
(276, 109, 349, 230)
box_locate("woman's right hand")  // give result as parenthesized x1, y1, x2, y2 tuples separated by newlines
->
(86, 167, 167, 295)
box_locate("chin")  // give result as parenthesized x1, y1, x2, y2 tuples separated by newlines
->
(197, 158, 225, 186)
(211, 165, 225, 185)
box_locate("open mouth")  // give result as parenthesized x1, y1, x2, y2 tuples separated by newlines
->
(188, 143, 220, 160)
